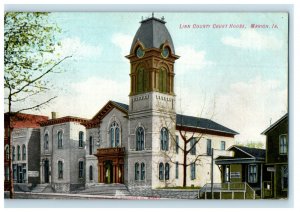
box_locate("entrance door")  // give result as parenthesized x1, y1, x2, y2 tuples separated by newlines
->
(44, 160, 49, 183)
(104, 160, 113, 184)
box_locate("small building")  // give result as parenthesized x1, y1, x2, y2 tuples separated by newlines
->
(262, 113, 288, 199)
(39, 114, 88, 192)
(215, 145, 266, 197)
(4, 113, 48, 190)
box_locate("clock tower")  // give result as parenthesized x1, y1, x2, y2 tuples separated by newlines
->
(126, 15, 180, 190)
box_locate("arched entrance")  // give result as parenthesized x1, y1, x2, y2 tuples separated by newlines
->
(95, 147, 125, 184)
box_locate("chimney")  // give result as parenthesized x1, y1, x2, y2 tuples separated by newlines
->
(51, 112, 57, 119)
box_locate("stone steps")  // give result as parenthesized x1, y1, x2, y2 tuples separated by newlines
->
(31, 184, 49, 193)
(74, 183, 131, 196)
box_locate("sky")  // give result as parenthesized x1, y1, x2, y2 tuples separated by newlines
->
(7, 12, 288, 144)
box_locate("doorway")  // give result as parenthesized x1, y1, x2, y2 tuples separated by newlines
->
(44, 159, 49, 183)
(104, 160, 113, 184)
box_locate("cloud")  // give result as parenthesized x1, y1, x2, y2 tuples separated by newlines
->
(214, 76, 287, 143)
(221, 29, 282, 50)
(42, 77, 129, 119)
(175, 45, 213, 75)
(55, 37, 102, 60)
(111, 33, 132, 59)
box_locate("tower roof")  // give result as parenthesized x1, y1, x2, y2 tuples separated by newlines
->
(130, 16, 175, 53)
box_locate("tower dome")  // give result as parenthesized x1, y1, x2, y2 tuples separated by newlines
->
(130, 16, 175, 54)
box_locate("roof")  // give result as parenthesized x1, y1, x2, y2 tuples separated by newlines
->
(215, 145, 266, 165)
(261, 113, 288, 135)
(130, 16, 175, 53)
(39, 116, 89, 127)
(231, 146, 266, 158)
(4, 113, 49, 129)
(176, 114, 238, 135)
(103, 101, 238, 135)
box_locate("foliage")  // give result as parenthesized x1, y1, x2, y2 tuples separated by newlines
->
(4, 12, 70, 112)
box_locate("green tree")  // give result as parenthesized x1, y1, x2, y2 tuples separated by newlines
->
(4, 12, 71, 198)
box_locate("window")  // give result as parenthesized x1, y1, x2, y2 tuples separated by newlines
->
(79, 161, 84, 178)
(17, 145, 20, 160)
(22, 145, 26, 160)
(79, 131, 84, 148)
(136, 127, 145, 151)
(221, 141, 226, 150)
(137, 68, 148, 93)
(5, 145, 9, 160)
(160, 127, 169, 151)
(89, 136, 93, 155)
(135, 163, 139, 180)
(176, 135, 179, 154)
(279, 134, 287, 154)
(281, 165, 288, 190)
(165, 163, 170, 180)
(89, 165, 93, 181)
(141, 162, 145, 180)
(58, 161, 63, 179)
(248, 164, 257, 183)
(5, 166, 9, 181)
(191, 162, 196, 180)
(175, 162, 179, 179)
(159, 163, 164, 180)
(207, 139, 212, 156)
(12, 146, 15, 161)
(58, 131, 63, 148)
(44, 133, 49, 150)
(190, 138, 196, 155)
(13, 164, 17, 180)
(225, 165, 230, 182)
(159, 68, 167, 93)
(110, 122, 120, 147)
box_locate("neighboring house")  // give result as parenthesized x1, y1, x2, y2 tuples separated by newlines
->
(39, 114, 88, 192)
(4, 113, 48, 190)
(262, 113, 288, 199)
(215, 145, 266, 197)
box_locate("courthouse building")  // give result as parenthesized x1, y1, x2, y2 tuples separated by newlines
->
(37, 16, 238, 193)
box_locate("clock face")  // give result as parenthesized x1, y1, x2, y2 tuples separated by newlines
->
(162, 47, 169, 58)
(136, 47, 145, 58)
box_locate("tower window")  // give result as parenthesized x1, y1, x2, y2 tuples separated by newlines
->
(136, 127, 145, 151)
(137, 67, 148, 93)
(160, 127, 169, 151)
(159, 68, 167, 93)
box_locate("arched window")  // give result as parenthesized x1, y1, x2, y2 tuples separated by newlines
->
(89, 165, 93, 181)
(137, 68, 144, 93)
(141, 162, 145, 180)
(12, 146, 15, 161)
(89, 136, 93, 155)
(22, 144, 26, 160)
(159, 163, 164, 180)
(5, 145, 9, 161)
(58, 131, 63, 149)
(44, 133, 49, 150)
(79, 131, 84, 148)
(165, 163, 170, 180)
(17, 145, 20, 160)
(58, 161, 63, 179)
(160, 127, 169, 151)
(159, 68, 167, 93)
(136, 127, 144, 151)
(135, 163, 139, 180)
(110, 122, 120, 147)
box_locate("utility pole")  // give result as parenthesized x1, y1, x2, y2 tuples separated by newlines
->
(211, 148, 214, 199)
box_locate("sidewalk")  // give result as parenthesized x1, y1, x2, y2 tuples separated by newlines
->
(6, 191, 166, 200)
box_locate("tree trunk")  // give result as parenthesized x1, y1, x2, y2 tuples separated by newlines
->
(183, 142, 187, 187)
(8, 94, 14, 199)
